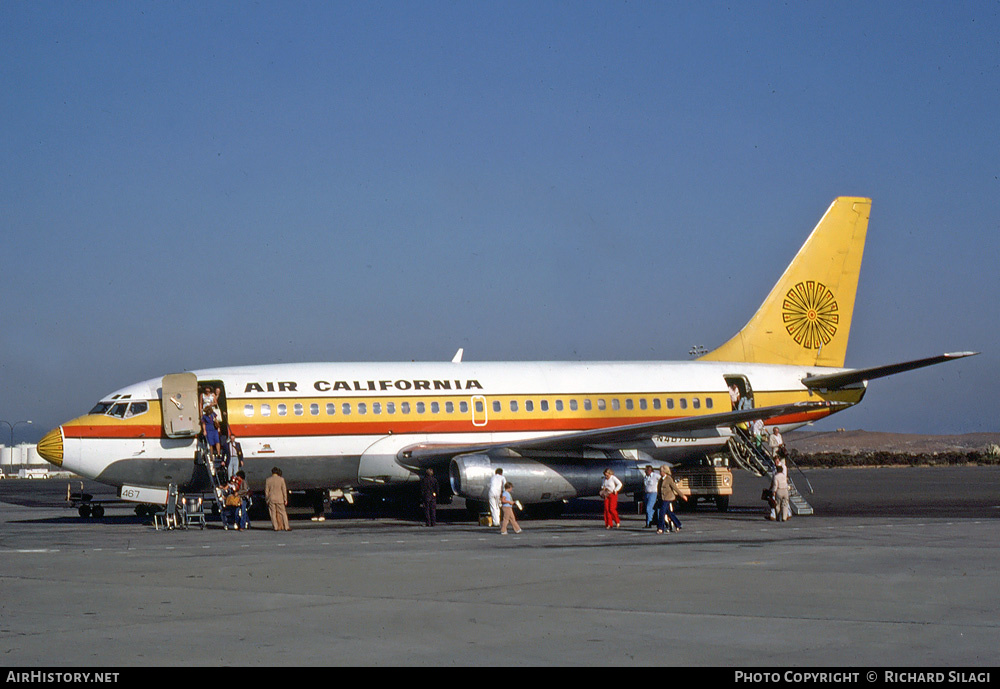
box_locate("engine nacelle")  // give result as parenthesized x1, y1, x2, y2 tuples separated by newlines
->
(449, 453, 644, 504)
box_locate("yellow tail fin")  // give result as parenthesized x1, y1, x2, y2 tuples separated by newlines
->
(700, 197, 871, 367)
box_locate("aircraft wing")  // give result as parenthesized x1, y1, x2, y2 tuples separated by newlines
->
(801, 352, 979, 390)
(397, 400, 844, 469)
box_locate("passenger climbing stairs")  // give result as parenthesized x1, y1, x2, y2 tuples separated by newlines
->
(727, 426, 814, 516)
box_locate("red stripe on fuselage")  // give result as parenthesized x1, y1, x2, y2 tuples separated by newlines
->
(60, 408, 831, 441)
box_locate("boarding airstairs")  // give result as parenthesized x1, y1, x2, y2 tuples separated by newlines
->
(197, 439, 228, 512)
(727, 427, 814, 516)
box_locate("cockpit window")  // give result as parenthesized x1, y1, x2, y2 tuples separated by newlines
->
(125, 401, 148, 418)
(90, 400, 149, 418)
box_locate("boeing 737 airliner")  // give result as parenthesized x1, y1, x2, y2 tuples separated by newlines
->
(36, 197, 976, 510)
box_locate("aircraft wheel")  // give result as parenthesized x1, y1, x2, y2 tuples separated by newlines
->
(78, 504, 92, 518)
(91, 505, 105, 518)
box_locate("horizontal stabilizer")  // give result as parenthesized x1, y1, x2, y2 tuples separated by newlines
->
(802, 352, 979, 390)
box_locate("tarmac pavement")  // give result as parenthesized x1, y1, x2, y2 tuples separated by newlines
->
(1, 466, 998, 667)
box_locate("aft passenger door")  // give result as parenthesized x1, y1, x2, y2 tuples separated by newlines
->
(724, 375, 755, 410)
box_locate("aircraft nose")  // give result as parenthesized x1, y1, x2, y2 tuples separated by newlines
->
(36, 427, 64, 467)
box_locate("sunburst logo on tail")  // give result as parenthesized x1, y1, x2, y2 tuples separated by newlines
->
(782, 281, 839, 349)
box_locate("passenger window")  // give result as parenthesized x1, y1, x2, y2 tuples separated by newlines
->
(463, 401, 472, 413)
(416, 402, 426, 414)
(510, 401, 519, 412)
(261, 404, 271, 417)
(653, 399, 661, 410)
(680, 398, 688, 410)
(540, 400, 549, 412)
(693, 398, 701, 409)
(666, 399, 674, 410)
(401, 402, 410, 414)
(342, 403, 351, 415)
(372, 402, 381, 415)
(555, 400, 563, 411)
(387, 402, 395, 414)
(277, 404, 287, 416)
(625, 399, 634, 411)
(525, 400, 534, 412)
(706, 398, 714, 409)
(639, 399, 647, 410)
(358, 403, 367, 415)
(493, 400, 501, 413)
(584, 400, 592, 411)
(430, 402, 440, 413)
(446, 401, 454, 413)
(597, 399, 607, 411)
(611, 399, 620, 411)
(326, 403, 336, 415)
(294, 403, 304, 416)
(244, 404, 255, 418)
(310, 403, 319, 416)
(570, 399, 578, 411)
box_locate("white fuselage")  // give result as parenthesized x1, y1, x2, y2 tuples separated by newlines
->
(42, 359, 859, 496)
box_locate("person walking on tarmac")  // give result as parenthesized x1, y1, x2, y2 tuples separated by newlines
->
(221, 472, 243, 530)
(499, 483, 522, 535)
(601, 468, 623, 529)
(265, 467, 291, 531)
(642, 465, 660, 528)
(657, 465, 688, 534)
(770, 465, 791, 522)
(487, 468, 505, 527)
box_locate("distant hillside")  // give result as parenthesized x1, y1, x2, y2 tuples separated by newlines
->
(786, 430, 1000, 454)
(784, 430, 1000, 467)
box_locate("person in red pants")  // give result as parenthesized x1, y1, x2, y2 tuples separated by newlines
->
(601, 468, 623, 529)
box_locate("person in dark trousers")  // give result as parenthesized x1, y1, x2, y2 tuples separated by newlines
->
(657, 465, 688, 534)
(235, 470, 251, 530)
(642, 465, 659, 528)
(420, 468, 438, 527)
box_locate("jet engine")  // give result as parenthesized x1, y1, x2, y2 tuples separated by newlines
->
(449, 451, 645, 504)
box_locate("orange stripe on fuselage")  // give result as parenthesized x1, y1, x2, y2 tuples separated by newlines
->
(63, 390, 845, 440)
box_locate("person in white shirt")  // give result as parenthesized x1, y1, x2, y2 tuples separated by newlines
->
(769, 427, 785, 458)
(487, 468, 505, 527)
(728, 383, 741, 410)
(601, 468, 623, 529)
(642, 465, 659, 528)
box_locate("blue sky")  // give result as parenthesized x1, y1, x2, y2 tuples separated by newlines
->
(2, 1, 997, 443)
